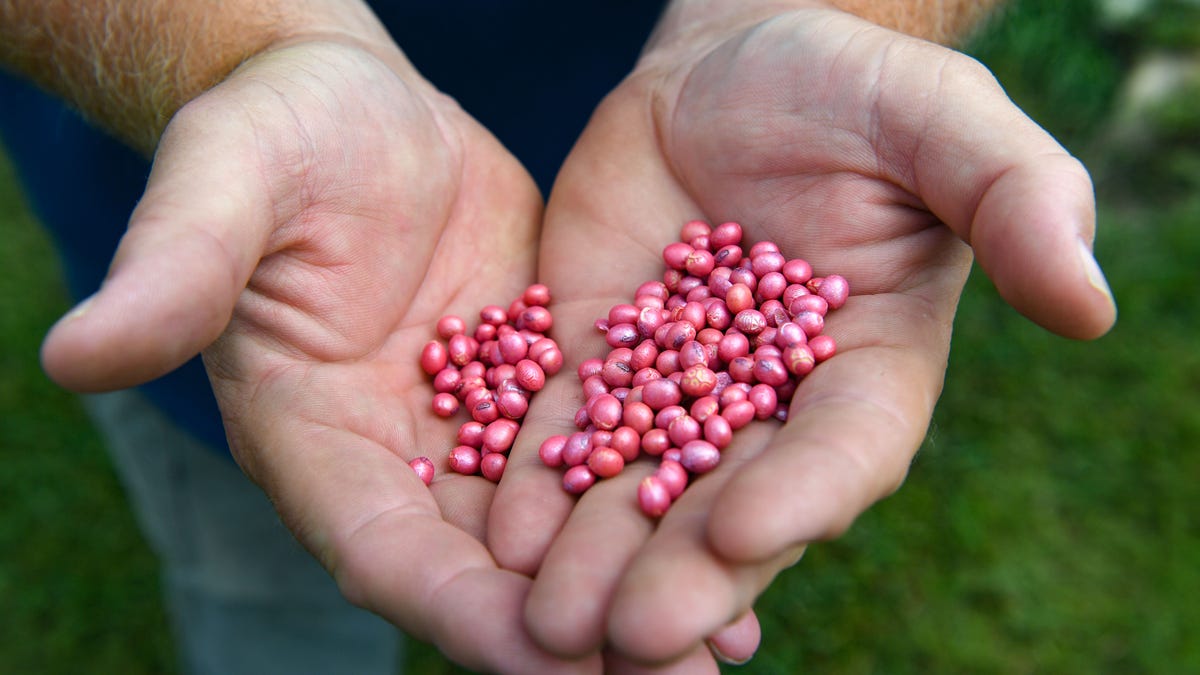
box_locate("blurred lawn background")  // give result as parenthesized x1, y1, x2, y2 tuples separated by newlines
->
(2, 0, 1198, 672)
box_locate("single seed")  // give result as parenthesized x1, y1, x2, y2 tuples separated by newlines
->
(587, 447, 626, 478)
(562, 465, 597, 495)
(562, 432, 593, 466)
(448, 445, 481, 475)
(641, 428, 671, 456)
(480, 305, 507, 326)
(668, 414, 703, 447)
(638, 475, 672, 518)
(433, 367, 462, 394)
(748, 384, 778, 420)
(539, 435, 568, 468)
(458, 421, 486, 448)
(482, 417, 520, 454)
(655, 460, 689, 499)
(523, 283, 552, 307)
(432, 392, 459, 417)
(816, 274, 850, 309)
(514, 359, 546, 391)
(480, 452, 507, 482)
(809, 334, 837, 362)
(680, 440, 721, 474)
(610, 427, 642, 462)
(722, 399, 756, 430)
(409, 456, 435, 486)
(704, 414, 734, 449)
(436, 315, 467, 340)
(448, 334, 478, 367)
(420, 341, 448, 375)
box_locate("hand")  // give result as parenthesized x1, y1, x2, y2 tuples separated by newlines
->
(489, 6, 1117, 666)
(40, 39, 597, 674)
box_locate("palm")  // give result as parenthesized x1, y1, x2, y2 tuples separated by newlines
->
(491, 10, 1111, 666)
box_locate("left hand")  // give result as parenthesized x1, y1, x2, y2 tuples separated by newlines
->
(488, 5, 1116, 666)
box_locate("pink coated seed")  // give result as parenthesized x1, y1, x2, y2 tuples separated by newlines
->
(638, 475, 672, 518)
(514, 359, 546, 391)
(655, 460, 689, 499)
(623, 401, 655, 434)
(680, 440, 721, 474)
(690, 395, 720, 423)
(631, 340, 659, 370)
(680, 365, 718, 397)
(748, 384, 778, 420)
(641, 428, 671, 456)
(655, 405, 687, 430)
(480, 305, 507, 326)
(790, 293, 829, 316)
(471, 399, 500, 424)
(752, 356, 790, 387)
(539, 435, 568, 468)
(781, 258, 813, 284)
(680, 219, 712, 242)
(519, 306, 554, 333)
(662, 242, 694, 270)
(535, 346, 564, 376)
(783, 343, 816, 376)
(523, 283, 551, 307)
(668, 414, 703, 446)
(722, 399, 756, 430)
(662, 447, 683, 464)
(420, 341, 448, 376)
(685, 249, 716, 278)
(610, 426, 642, 461)
(433, 367, 462, 394)
(794, 310, 825, 339)
(436, 315, 467, 340)
(809, 334, 837, 361)
(497, 331, 528, 364)
(713, 244, 743, 268)
(816, 274, 849, 309)
(480, 452, 507, 482)
(704, 414, 733, 449)
(587, 393, 623, 431)
(496, 391, 529, 420)
(756, 271, 787, 301)
(508, 298, 528, 323)
(432, 392, 459, 417)
(710, 221, 744, 248)
(734, 309, 767, 335)
(606, 323, 640, 349)
(562, 465, 596, 495)
(563, 432, 593, 466)
(447, 334, 478, 367)
(409, 456, 435, 486)
(632, 367, 663, 388)
(448, 446, 481, 475)
(727, 356, 756, 384)
(587, 447, 625, 479)
(482, 415, 520, 451)
(457, 421, 486, 448)
(642, 378, 683, 410)
(474, 322, 497, 342)
(601, 360, 634, 389)
(655, 349, 681, 376)
(725, 283, 755, 314)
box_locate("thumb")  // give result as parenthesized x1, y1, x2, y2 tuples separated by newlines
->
(887, 50, 1117, 339)
(41, 99, 273, 391)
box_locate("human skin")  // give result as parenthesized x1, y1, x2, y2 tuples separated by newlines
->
(3, 0, 766, 669)
(489, 0, 1117, 666)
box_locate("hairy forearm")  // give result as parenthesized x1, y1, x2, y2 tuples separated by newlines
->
(649, 0, 1004, 56)
(0, 0, 395, 155)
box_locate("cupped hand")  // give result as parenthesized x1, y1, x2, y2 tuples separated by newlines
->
(40, 39, 597, 674)
(489, 6, 1116, 666)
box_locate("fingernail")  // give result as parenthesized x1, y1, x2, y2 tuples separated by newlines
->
(64, 294, 96, 321)
(1077, 239, 1115, 306)
(706, 640, 751, 666)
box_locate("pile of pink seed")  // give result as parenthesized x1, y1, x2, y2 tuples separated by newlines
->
(413, 284, 565, 485)
(537, 220, 849, 518)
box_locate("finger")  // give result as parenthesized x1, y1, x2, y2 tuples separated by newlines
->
(707, 288, 951, 562)
(876, 41, 1117, 338)
(705, 609, 761, 667)
(603, 425, 804, 663)
(41, 98, 271, 391)
(521, 461, 659, 657)
(603, 642, 723, 674)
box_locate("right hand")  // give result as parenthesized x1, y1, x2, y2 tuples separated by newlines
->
(41, 37, 598, 675)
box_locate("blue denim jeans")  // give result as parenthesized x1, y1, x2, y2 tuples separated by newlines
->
(83, 390, 403, 675)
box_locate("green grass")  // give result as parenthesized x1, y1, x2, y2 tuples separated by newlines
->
(2, 1, 1198, 672)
